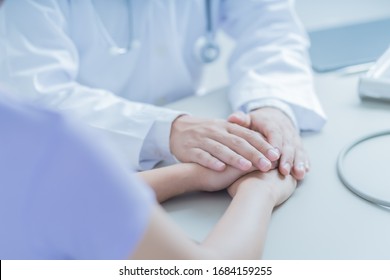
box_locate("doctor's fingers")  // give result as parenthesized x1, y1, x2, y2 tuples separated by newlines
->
(279, 144, 295, 177)
(256, 122, 300, 174)
(189, 147, 227, 172)
(210, 130, 274, 172)
(279, 139, 309, 180)
(198, 138, 253, 171)
(227, 123, 280, 162)
(292, 147, 309, 180)
(257, 122, 284, 155)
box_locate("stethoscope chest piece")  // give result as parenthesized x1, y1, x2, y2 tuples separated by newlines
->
(195, 36, 220, 64)
(110, 47, 128, 56)
(109, 40, 141, 56)
(194, 0, 220, 64)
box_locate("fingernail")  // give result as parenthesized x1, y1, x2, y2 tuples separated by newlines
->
(214, 161, 226, 170)
(296, 162, 305, 171)
(238, 158, 252, 170)
(283, 162, 291, 174)
(259, 158, 271, 171)
(305, 161, 310, 170)
(267, 148, 280, 160)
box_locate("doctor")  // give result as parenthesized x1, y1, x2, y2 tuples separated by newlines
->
(0, 0, 326, 179)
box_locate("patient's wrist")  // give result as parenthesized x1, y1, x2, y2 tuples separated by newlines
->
(233, 182, 275, 209)
(175, 163, 202, 192)
(230, 177, 275, 204)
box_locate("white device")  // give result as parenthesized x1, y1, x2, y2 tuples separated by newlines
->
(359, 46, 390, 101)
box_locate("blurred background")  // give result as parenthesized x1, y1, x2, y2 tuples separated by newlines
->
(199, 0, 390, 93)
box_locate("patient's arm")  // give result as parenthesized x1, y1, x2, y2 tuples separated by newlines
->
(138, 163, 253, 202)
(132, 170, 297, 259)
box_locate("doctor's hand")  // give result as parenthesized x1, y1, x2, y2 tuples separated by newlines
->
(228, 108, 309, 180)
(169, 115, 280, 172)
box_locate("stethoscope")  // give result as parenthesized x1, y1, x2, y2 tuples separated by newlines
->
(93, 0, 220, 63)
(337, 130, 390, 208)
(195, 0, 220, 63)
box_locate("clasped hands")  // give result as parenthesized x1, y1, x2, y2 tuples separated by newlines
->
(170, 107, 308, 199)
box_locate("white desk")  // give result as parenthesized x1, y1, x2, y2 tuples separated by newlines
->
(163, 72, 390, 259)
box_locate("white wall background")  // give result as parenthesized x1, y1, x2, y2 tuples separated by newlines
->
(199, 0, 390, 93)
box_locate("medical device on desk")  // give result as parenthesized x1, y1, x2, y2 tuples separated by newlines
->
(337, 131, 390, 208)
(94, 0, 220, 63)
(359, 46, 390, 101)
(337, 48, 390, 208)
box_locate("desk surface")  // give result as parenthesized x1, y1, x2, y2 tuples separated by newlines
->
(163, 72, 390, 259)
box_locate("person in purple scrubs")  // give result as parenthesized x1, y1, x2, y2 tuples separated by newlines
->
(0, 88, 297, 260)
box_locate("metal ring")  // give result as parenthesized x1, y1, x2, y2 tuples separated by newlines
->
(337, 130, 390, 207)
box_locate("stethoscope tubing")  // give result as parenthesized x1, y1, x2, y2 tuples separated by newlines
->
(93, 0, 220, 62)
(337, 130, 390, 208)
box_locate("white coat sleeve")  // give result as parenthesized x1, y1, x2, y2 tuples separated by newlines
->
(220, 0, 327, 132)
(0, 0, 180, 170)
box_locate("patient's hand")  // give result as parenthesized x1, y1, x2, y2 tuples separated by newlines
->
(138, 163, 256, 202)
(227, 170, 297, 207)
(190, 163, 256, 193)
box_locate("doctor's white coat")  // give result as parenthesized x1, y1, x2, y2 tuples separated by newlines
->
(0, 0, 326, 170)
